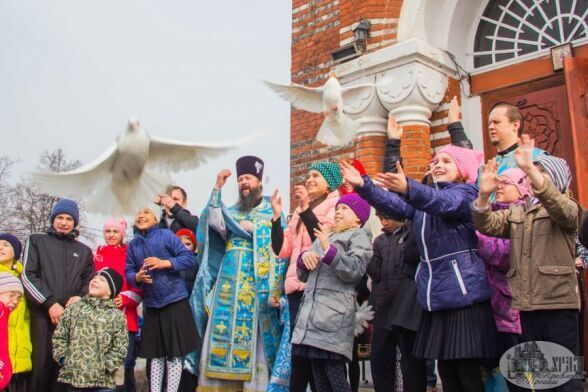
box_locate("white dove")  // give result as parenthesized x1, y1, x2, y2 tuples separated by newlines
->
(30, 117, 248, 216)
(265, 73, 373, 146)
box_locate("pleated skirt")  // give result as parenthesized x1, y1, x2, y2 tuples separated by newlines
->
(139, 298, 198, 359)
(413, 301, 498, 360)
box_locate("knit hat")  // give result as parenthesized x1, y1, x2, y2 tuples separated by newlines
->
(0, 233, 22, 261)
(499, 168, 530, 199)
(103, 218, 128, 237)
(437, 145, 484, 183)
(310, 161, 343, 191)
(339, 159, 366, 195)
(95, 268, 123, 299)
(50, 199, 80, 227)
(176, 228, 197, 247)
(336, 193, 371, 227)
(533, 155, 572, 194)
(236, 155, 264, 181)
(0, 272, 23, 295)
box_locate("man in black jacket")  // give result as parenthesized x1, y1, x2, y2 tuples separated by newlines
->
(368, 212, 425, 392)
(22, 199, 95, 391)
(156, 185, 199, 233)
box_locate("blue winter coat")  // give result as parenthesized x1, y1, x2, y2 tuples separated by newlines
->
(356, 177, 491, 312)
(125, 226, 195, 308)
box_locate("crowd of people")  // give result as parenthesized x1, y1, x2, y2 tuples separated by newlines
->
(0, 99, 587, 392)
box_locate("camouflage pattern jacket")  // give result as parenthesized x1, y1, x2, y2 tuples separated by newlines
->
(53, 296, 128, 389)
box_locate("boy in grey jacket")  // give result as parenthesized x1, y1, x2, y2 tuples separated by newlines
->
(291, 193, 373, 392)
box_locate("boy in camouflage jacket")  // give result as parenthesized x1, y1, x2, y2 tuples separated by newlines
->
(53, 268, 128, 391)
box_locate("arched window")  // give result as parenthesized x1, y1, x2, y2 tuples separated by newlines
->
(473, 0, 588, 69)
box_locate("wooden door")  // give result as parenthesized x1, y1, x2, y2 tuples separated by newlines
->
(481, 75, 579, 198)
(563, 57, 588, 207)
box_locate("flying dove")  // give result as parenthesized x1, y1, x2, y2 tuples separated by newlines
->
(265, 73, 373, 146)
(30, 117, 252, 216)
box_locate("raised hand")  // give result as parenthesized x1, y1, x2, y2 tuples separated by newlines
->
(301, 251, 320, 271)
(271, 189, 282, 221)
(514, 134, 535, 172)
(448, 96, 460, 124)
(294, 185, 310, 210)
(387, 115, 403, 140)
(313, 223, 331, 252)
(340, 160, 364, 187)
(373, 162, 408, 194)
(215, 169, 231, 190)
(478, 158, 499, 197)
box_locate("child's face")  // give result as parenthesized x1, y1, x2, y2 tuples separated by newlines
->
(0, 240, 15, 264)
(432, 152, 461, 183)
(0, 291, 21, 311)
(103, 228, 124, 246)
(89, 275, 111, 299)
(180, 236, 195, 252)
(306, 170, 329, 198)
(135, 208, 158, 230)
(335, 203, 360, 228)
(377, 215, 403, 233)
(495, 176, 521, 203)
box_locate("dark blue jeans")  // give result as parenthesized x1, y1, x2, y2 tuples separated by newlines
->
(124, 332, 138, 392)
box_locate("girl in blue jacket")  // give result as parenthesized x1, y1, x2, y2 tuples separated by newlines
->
(125, 207, 198, 392)
(341, 145, 496, 392)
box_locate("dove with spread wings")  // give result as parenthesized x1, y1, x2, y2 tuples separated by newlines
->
(30, 117, 251, 216)
(264, 73, 373, 146)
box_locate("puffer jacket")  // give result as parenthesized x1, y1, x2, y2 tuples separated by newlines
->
(291, 227, 373, 361)
(125, 226, 194, 308)
(22, 227, 95, 318)
(356, 177, 491, 312)
(0, 262, 32, 373)
(280, 191, 338, 294)
(476, 203, 522, 334)
(472, 176, 581, 311)
(367, 222, 422, 331)
(53, 296, 127, 389)
(94, 245, 141, 332)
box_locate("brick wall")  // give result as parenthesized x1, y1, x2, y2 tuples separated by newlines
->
(290, 0, 452, 209)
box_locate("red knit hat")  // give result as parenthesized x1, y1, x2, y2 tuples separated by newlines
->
(176, 229, 196, 247)
(339, 159, 367, 195)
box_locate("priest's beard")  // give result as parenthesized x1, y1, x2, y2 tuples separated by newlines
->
(239, 184, 263, 212)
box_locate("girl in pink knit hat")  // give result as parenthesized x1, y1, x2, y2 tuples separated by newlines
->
(342, 144, 497, 391)
(94, 218, 141, 392)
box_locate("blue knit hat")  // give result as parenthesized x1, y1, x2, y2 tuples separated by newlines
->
(309, 161, 343, 191)
(0, 233, 22, 261)
(50, 199, 80, 227)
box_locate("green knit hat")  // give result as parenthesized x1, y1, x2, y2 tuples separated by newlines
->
(309, 161, 343, 191)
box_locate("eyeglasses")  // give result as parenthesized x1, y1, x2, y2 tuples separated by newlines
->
(497, 179, 516, 188)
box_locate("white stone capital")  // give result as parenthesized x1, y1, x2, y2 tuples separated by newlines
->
(334, 38, 458, 129)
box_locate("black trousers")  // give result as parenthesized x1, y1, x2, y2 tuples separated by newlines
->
(437, 359, 484, 392)
(371, 326, 426, 392)
(28, 316, 64, 392)
(288, 292, 317, 392)
(7, 372, 29, 392)
(508, 309, 583, 392)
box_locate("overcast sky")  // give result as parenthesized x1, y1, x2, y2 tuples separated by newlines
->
(0, 1, 292, 244)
